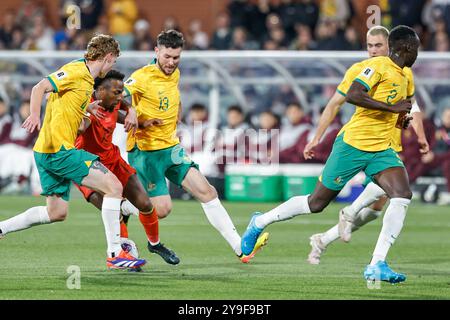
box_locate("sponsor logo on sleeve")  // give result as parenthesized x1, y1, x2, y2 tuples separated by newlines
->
(125, 78, 136, 85)
(55, 70, 67, 80)
(360, 67, 375, 79)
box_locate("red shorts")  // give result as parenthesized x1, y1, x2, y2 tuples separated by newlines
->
(75, 155, 136, 200)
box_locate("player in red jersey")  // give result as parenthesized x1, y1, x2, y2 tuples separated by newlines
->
(75, 70, 179, 265)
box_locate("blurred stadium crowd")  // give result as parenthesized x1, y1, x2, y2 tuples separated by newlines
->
(0, 0, 449, 51)
(0, 0, 449, 203)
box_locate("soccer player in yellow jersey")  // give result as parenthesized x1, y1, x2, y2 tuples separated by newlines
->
(242, 25, 420, 283)
(124, 30, 268, 263)
(305, 26, 430, 265)
(0, 35, 146, 270)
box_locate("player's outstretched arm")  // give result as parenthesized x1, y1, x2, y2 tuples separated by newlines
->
(303, 92, 345, 160)
(346, 82, 412, 114)
(410, 98, 429, 154)
(21, 78, 54, 133)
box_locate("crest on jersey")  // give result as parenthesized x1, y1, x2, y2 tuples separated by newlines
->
(334, 176, 343, 185)
(125, 78, 136, 85)
(360, 67, 375, 79)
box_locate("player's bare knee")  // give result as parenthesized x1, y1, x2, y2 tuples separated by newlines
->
(104, 175, 123, 198)
(48, 207, 68, 222)
(389, 189, 412, 200)
(110, 181, 123, 198)
(136, 197, 153, 213)
(399, 190, 413, 200)
(307, 196, 328, 213)
(155, 204, 172, 219)
(199, 184, 218, 202)
(308, 203, 325, 213)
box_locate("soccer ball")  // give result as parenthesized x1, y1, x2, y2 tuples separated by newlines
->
(120, 237, 139, 258)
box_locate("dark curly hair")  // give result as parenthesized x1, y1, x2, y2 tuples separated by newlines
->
(94, 70, 125, 89)
(157, 29, 185, 49)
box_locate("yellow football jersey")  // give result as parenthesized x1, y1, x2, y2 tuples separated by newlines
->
(336, 61, 365, 98)
(33, 59, 94, 153)
(390, 67, 415, 152)
(336, 56, 414, 152)
(124, 60, 181, 151)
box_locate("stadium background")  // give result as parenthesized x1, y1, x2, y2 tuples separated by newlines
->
(0, 0, 448, 204)
(0, 0, 449, 301)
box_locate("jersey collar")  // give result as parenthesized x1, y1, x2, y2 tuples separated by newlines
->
(387, 56, 404, 72)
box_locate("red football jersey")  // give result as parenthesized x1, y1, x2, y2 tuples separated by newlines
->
(75, 97, 127, 160)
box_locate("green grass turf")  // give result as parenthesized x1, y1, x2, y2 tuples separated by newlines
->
(0, 195, 449, 300)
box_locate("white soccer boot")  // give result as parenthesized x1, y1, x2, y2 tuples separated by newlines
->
(307, 233, 327, 265)
(338, 207, 355, 243)
(120, 199, 139, 216)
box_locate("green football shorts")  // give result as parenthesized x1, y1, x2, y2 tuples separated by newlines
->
(34, 146, 98, 201)
(320, 134, 405, 191)
(128, 144, 199, 197)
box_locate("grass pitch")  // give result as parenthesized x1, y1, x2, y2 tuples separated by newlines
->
(0, 195, 449, 300)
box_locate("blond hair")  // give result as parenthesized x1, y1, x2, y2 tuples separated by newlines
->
(367, 26, 389, 39)
(84, 34, 120, 61)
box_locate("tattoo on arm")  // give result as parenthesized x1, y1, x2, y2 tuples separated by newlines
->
(91, 161, 109, 174)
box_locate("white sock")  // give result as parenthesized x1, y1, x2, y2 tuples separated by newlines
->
(320, 208, 382, 247)
(0, 206, 50, 235)
(121, 199, 139, 216)
(102, 197, 122, 258)
(255, 195, 312, 229)
(201, 198, 242, 256)
(353, 207, 382, 228)
(321, 225, 339, 246)
(346, 182, 386, 218)
(370, 198, 410, 265)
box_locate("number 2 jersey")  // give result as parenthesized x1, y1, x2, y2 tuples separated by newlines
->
(336, 56, 416, 152)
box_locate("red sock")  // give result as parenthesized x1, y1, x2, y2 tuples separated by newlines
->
(139, 208, 159, 245)
(120, 221, 129, 238)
